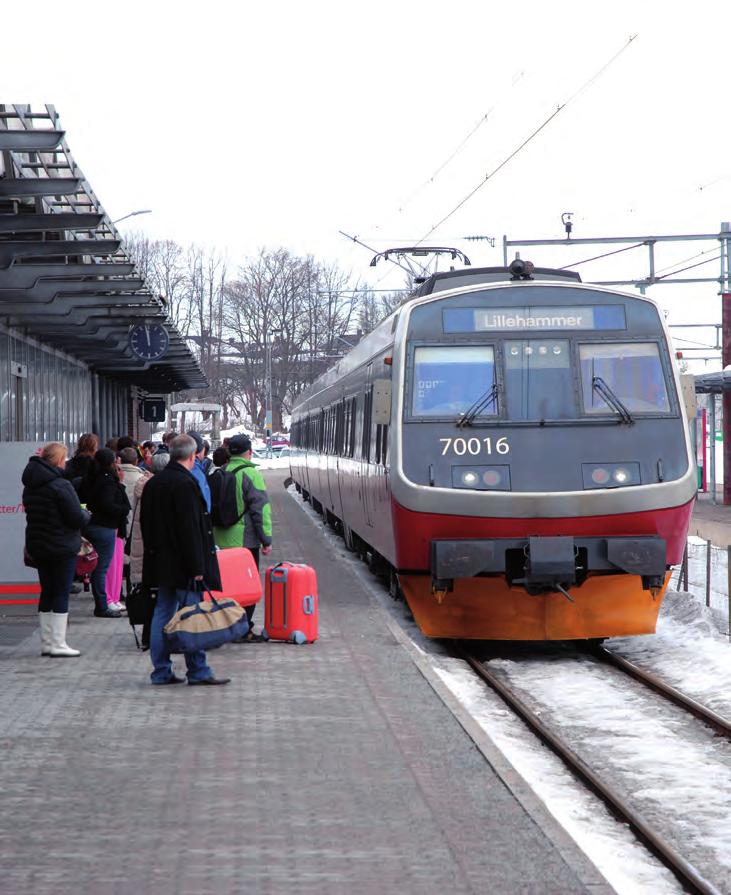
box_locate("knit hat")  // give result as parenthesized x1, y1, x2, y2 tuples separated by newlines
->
(229, 435, 252, 455)
(187, 431, 204, 454)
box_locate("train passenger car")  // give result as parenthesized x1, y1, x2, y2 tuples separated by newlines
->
(289, 261, 696, 640)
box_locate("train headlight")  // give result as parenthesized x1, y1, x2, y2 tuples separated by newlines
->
(582, 463, 641, 489)
(452, 465, 511, 490)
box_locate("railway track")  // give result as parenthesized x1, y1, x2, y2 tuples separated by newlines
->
(459, 646, 728, 895)
(592, 646, 731, 740)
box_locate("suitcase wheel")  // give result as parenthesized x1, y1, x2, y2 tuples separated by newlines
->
(291, 630, 307, 645)
(260, 628, 270, 642)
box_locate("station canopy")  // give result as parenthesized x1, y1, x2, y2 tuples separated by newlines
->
(0, 104, 206, 392)
(694, 370, 731, 394)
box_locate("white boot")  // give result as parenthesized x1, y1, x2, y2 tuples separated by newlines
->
(39, 612, 53, 656)
(48, 613, 81, 658)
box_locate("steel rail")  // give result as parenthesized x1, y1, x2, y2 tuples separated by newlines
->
(460, 649, 723, 895)
(594, 647, 731, 740)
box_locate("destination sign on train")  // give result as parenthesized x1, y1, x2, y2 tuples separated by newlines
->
(443, 305, 626, 332)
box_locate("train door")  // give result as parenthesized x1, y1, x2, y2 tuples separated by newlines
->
(361, 364, 375, 529)
(326, 398, 343, 518)
(336, 394, 357, 527)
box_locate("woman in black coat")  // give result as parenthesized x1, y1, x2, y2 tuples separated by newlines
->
(22, 442, 90, 658)
(78, 448, 131, 619)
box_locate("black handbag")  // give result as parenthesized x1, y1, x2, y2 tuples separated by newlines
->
(126, 584, 156, 649)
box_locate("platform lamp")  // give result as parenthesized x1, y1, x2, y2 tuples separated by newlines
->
(111, 209, 152, 225)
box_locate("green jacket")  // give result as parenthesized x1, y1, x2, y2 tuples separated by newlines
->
(213, 457, 272, 549)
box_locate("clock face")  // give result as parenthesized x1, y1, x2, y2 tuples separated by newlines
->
(129, 323, 169, 361)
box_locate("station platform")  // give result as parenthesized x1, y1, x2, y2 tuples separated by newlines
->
(0, 470, 608, 895)
(691, 490, 731, 546)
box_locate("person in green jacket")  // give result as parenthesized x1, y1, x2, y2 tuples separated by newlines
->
(213, 435, 272, 636)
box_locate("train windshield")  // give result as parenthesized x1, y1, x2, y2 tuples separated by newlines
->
(504, 339, 575, 420)
(580, 342, 670, 414)
(412, 346, 497, 416)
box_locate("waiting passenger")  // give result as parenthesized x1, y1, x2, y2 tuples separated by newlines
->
(65, 433, 99, 488)
(128, 451, 170, 650)
(78, 449, 131, 619)
(187, 431, 212, 512)
(141, 434, 229, 685)
(139, 441, 155, 471)
(211, 445, 230, 470)
(213, 434, 272, 638)
(22, 442, 90, 658)
(154, 431, 177, 455)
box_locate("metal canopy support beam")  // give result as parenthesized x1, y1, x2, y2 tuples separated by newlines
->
(0, 178, 82, 198)
(0, 239, 121, 268)
(0, 213, 103, 233)
(0, 263, 135, 287)
(0, 129, 64, 150)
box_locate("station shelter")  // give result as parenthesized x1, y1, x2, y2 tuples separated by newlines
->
(0, 104, 206, 594)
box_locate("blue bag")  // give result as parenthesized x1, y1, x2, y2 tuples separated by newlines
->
(164, 587, 249, 653)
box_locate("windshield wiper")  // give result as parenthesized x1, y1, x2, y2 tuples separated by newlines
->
(592, 376, 633, 424)
(457, 383, 499, 427)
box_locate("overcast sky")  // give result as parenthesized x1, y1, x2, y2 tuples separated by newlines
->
(6, 1, 731, 365)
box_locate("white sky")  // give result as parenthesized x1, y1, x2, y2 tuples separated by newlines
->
(5, 0, 731, 366)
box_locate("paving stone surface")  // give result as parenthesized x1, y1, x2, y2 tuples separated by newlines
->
(0, 470, 597, 894)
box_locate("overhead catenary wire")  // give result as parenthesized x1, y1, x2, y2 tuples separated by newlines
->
(655, 252, 722, 281)
(559, 242, 644, 270)
(416, 34, 638, 246)
(373, 71, 528, 232)
(654, 247, 719, 276)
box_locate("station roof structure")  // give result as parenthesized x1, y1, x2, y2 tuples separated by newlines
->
(694, 370, 731, 394)
(0, 104, 206, 392)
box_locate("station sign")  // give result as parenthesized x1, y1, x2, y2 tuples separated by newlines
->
(443, 305, 626, 333)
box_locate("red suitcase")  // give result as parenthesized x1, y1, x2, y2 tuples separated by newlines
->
(264, 562, 318, 643)
(209, 547, 262, 606)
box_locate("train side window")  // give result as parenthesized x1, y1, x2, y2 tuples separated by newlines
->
(349, 397, 357, 457)
(336, 400, 345, 456)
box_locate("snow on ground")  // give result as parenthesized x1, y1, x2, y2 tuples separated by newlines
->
(610, 591, 731, 719)
(256, 456, 292, 471)
(286, 484, 685, 894)
(669, 536, 731, 631)
(432, 660, 683, 895)
(488, 650, 731, 888)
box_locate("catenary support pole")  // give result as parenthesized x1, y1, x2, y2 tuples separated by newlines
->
(710, 395, 717, 504)
(706, 539, 712, 607)
(723, 229, 731, 503)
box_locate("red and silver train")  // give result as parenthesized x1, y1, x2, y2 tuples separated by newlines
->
(289, 261, 696, 640)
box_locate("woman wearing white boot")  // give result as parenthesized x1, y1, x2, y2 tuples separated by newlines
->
(22, 442, 91, 658)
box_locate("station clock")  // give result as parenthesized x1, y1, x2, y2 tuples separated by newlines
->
(128, 323, 169, 361)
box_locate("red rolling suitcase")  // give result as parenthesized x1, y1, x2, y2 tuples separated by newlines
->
(264, 562, 318, 644)
(209, 547, 262, 606)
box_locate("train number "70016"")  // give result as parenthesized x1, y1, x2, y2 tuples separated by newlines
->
(440, 436, 510, 456)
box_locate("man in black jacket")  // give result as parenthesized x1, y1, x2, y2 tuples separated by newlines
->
(140, 434, 230, 686)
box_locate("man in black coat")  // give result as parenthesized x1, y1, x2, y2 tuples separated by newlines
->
(140, 434, 229, 686)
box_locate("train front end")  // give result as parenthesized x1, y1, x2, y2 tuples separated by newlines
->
(391, 274, 696, 640)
